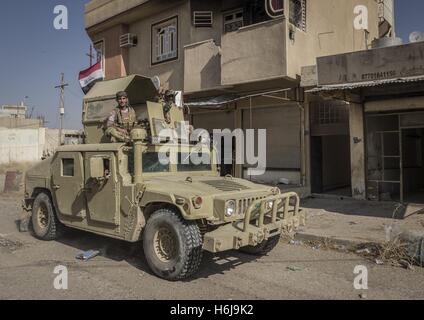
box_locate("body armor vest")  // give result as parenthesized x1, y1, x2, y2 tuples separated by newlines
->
(115, 107, 136, 131)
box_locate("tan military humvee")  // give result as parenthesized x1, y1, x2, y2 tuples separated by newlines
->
(23, 75, 305, 281)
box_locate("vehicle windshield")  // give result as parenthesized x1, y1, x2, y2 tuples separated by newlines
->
(177, 151, 212, 172)
(128, 146, 215, 174)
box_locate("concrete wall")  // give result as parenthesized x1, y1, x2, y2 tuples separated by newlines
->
(349, 103, 366, 199)
(184, 40, 221, 93)
(92, 24, 129, 80)
(286, 0, 379, 79)
(221, 19, 287, 86)
(0, 128, 45, 165)
(127, 1, 191, 91)
(0, 118, 43, 129)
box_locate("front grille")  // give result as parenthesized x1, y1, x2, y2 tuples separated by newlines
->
(202, 180, 250, 192)
(237, 197, 267, 215)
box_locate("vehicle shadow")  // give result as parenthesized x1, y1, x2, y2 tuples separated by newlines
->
(56, 227, 260, 280)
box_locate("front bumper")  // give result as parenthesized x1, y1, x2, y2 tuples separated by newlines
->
(203, 192, 305, 253)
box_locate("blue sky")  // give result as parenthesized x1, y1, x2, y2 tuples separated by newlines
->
(0, 0, 423, 129)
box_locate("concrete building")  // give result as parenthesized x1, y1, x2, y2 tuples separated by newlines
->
(307, 40, 424, 204)
(84, 0, 394, 192)
(0, 103, 27, 119)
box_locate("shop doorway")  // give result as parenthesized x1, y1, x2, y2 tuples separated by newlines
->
(402, 128, 424, 203)
(310, 100, 352, 196)
(366, 112, 424, 204)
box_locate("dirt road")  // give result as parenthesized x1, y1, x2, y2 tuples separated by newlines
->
(0, 193, 423, 300)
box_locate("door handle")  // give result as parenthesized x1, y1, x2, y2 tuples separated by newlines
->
(52, 185, 61, 190)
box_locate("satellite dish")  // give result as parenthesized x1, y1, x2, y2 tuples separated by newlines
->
(409, 31, 424, 43)
(151, 76, 161, 91)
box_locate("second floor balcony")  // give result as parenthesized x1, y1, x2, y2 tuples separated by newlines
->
(184, 18, 290, 95)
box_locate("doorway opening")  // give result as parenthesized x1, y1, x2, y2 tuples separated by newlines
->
(310, 100, 352, 196)
(402, 128, 424, 203)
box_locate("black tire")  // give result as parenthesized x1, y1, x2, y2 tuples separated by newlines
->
(240, 235, 280, 256)
(31, 193, 63, 241)
(142, 208, 203, 281)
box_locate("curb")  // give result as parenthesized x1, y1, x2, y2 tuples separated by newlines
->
(294, 232, 373, 250)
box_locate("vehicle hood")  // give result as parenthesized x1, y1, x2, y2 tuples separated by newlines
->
(143, 175, 273, 199)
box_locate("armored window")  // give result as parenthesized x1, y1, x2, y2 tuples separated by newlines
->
(152, 16, 178, 65)
(223, 9, 244, 33)
(62, 159, 75, 177)
(193, 11, 213, 27)
(177, 152, 212, 172)
(143, 152, 170, 173)
(289, 0, 307, 31)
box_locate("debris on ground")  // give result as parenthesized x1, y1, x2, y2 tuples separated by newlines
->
(333, 244, 347, 251)
(356, 248, 372, 255)
(286, 266, 303, 272)
(76, 250, 101, 261)
(0, 236, 23, 252)
(359, 293, 367, 299)
(375, 259, 384, 265)
(289, 240, 303, 246)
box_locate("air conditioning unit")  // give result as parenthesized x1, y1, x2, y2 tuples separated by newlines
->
(120, 33, 138, 48)
(193, 11, 213, 27)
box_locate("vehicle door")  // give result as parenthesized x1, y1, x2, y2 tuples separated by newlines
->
(51, 152, 86, 219)
(84, 152, 120, 226)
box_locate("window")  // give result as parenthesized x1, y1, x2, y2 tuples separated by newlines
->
(129, 152, 170, 174)
(93, 40, 105, 70)
(193, 11, 213, 27)
(62, 159, 75, 177)
(223, 10, 244, 33)
(152, 16, 178, 65)
(289, 0, 307, 31)
(177, 152, 212, 172)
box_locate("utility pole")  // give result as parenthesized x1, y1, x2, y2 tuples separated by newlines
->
(55, 73, 68, 146)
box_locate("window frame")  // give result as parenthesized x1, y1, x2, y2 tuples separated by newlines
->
(62, 158, 75, 177)
(223, 9, 244, 33)
(93, 39, 105, 74)
(151, 16, 179, 66)
(289, 0, 307, 32)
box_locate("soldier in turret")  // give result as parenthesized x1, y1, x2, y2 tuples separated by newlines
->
(105, 91, 137, 143)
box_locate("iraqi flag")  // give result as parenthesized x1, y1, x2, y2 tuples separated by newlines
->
(79, 61, 104, 94)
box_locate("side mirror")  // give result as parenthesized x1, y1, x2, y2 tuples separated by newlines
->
(89, 157, 105, 180)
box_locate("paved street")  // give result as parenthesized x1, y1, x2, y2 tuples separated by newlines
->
(0, 193, 423, 300)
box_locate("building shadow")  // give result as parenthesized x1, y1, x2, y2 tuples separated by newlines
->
(302, 196, 409, 220)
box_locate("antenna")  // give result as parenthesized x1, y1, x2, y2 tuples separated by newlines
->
(409, 31, 424, 43)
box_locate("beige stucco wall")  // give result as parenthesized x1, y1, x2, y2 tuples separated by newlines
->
(92, 24, 129, 80)
(127, 1, 191, 91)
(184, 40, 221, 93)
(221, 19, 287, 86)
(286, 0, 379, 79)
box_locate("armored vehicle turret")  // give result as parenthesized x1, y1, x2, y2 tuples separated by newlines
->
(23, 75, 305, 281)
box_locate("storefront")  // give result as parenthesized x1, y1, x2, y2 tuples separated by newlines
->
(308, 41, 424, 203)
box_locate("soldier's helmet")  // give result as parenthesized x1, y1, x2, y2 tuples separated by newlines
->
(116, 91, 128, 101)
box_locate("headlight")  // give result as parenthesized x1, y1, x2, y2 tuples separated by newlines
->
(266, 200, 274, 211)
(225, 200, 236, 217)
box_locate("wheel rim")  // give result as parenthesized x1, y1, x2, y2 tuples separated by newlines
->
(36, 203, 49, 229)
(153, 226, 178, 262)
